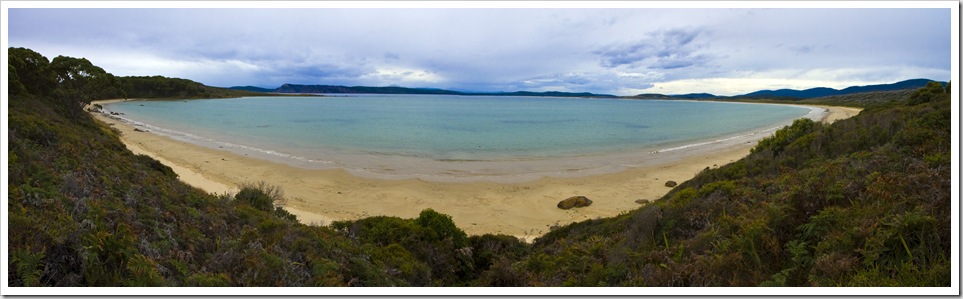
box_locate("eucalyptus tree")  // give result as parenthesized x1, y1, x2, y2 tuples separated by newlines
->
(48, 55, 117, 118)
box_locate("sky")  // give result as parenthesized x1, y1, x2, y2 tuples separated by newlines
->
(4, 3, 954, 96)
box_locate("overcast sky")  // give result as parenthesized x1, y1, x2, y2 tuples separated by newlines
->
(5, 4, 953, 96)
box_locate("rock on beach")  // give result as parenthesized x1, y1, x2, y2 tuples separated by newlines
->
(557, 196, 593, 210)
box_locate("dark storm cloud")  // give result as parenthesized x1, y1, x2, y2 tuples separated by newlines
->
(595, 28, 710, 69)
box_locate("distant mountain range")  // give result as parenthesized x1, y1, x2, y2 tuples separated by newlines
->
(736, 78, 940, 99)
(638, 78, 942, 100)
(230, 84, 616, 98)
(230, 78, 942, 100)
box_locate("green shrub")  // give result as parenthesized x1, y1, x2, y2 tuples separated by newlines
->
(234, 181, 285, 211)
(10, 247, 46, 287)
(752, 118, 820, 156)
(416, 208, 468, 248)
(906, 81, 947, 106)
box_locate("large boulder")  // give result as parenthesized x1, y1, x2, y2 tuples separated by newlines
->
(664, 180, 677, 187)
(557, 196, 593, 210)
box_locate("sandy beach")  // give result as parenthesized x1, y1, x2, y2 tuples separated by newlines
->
(90, 99, 861, 240)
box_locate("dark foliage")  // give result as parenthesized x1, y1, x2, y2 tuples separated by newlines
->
(115, 76, 262, 99)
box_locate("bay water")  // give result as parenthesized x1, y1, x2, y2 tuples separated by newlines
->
(104, 95, 818, 182)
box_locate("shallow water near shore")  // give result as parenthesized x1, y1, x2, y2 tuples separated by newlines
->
(104, 95, 819, 182)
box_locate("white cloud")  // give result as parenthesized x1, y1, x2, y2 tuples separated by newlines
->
(637, 65, 951, 96)
(361, 67, 445, 86)
(616, 71, 665, 81)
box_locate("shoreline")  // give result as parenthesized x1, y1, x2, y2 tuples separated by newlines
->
(89, 99, 861, 240)
(94, 98, 832, 184)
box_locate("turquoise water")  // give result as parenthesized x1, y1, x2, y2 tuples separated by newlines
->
(105, 95, 817, 181)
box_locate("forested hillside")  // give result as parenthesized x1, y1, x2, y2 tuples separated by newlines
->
(8, 48, 261, 104)
(7, 48, 952, 287)
(240, 83, 615, 97)
(800, 89, 918, 109)
(116, 76, 263, 99)
(741, 78, 937, 99)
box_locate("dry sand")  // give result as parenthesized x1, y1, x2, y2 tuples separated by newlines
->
(89, 99, 861, 241)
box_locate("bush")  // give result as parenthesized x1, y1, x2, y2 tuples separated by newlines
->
(416, 208, 468, 248)
(752, 118, 820, 156)
(906, 81, 947, 106)
(234, 181, 285, 211)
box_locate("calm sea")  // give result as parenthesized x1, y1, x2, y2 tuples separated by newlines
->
(105, 95, 817, 181)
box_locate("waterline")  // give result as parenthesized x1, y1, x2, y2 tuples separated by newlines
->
(103, 96, 819, 182)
